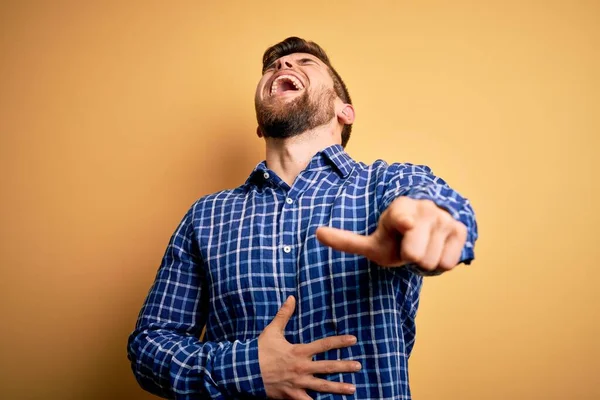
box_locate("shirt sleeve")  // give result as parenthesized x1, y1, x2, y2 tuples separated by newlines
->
(394, 267, 423, 356)
(127, 205, 266, 399)
(378, 163, 478, 265)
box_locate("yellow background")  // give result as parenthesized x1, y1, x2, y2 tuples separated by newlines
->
(1, 1, 598, 399)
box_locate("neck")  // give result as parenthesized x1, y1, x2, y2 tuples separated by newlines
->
(264, 122, 340, 186)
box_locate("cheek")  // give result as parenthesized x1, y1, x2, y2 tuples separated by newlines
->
(324, 75, 336, 89)
(254, 85, 261, 101)
(310, 77, 332, 93)
(256, 76, 271, 98)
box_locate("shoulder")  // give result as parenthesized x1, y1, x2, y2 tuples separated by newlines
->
(188, 186, 247, 216)
(357, 159, 435, 182)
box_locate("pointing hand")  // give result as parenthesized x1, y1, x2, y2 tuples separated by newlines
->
(316, 197, 467, 274)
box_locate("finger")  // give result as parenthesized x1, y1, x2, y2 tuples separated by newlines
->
(399, 220, 431, 265)
(287, 389, 313, 400)
(296, 335, 357, 357)
(268, 296, 296, 333)
(379, 206, 416, 233)
(298, 376, 356, 395)
(383, 198, 417, 234)
(418, 223, 450, 270)
(307, 360, 362, 375)
(439, 224, 467, 270)
(316, 227, 374, 257)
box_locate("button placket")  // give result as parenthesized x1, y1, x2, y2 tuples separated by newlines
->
(281, 199, 294, 255)
(279, 190, 298, 291)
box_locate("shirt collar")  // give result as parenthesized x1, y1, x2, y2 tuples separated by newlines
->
(316, 144, 355, 178)
(245, 144, 355, 188)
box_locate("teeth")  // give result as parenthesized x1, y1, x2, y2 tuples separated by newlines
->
(270, 74, 304, 95)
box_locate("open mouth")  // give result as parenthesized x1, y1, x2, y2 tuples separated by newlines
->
(270, 74, 305, 96)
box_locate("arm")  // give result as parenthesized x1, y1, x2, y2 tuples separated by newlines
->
(316, 163, 478, 274)
(396, 267, 423, 355)
(127, 206, 265, 399)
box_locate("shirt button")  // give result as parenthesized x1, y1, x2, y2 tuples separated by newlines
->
(285, 197, 293, 204)
(283, 245, 291, 253)
(263, 172, 270, 179)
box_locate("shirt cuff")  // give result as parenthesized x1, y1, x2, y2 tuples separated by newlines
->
(404, 264, 445, 276)
(213, 337, 266, 398)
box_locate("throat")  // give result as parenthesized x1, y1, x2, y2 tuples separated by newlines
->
(265, 129, 340, 187)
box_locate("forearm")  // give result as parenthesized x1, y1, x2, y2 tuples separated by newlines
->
(128, 325, 264, 399)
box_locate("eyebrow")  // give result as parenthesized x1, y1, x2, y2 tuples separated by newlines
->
(263, 55, 320, 73)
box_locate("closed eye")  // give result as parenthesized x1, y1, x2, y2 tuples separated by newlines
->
(299, 58, 318, 66)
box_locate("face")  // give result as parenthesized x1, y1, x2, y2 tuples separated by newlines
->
(254, 53, 338, 140)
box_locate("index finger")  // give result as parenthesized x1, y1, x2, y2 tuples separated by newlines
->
(316, 227, 372, 257)
(295, 335, 357, 357)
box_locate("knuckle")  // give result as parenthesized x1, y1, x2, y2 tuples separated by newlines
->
(291, 375, 304, 388)
(284, 387, 300, 399)
(456, 222, 468, 239)
(439, 261, 455, 271)
(402, 247, 422, 263)
(437, 212, 453, 228)
(363, 241, 378, 261)
(438, 257, 451, 270)
(420, 199, 436, 211)
(318, 380, 332, 392)
(292, 362, 305, 375)
(320, 339, 332, 352)
(291, 344, 306, 357)
(293, 390, 310, 400)
(442, 252, 460, 269)
(392, 196, 409, 207)
(419, 259, 436, 270)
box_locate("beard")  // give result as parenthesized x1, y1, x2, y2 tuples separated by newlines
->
(255, 86, 337, 140)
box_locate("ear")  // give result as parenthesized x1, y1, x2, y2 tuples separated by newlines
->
(256, 126, 263, 138)
(337, 104, 355, 125)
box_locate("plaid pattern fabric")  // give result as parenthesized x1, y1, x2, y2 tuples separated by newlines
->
(128, 144, 477, 399)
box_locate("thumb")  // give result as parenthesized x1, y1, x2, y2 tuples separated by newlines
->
(269, 295, 296, 333)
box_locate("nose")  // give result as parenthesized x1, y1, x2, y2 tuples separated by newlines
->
(275, 56, 294, 70)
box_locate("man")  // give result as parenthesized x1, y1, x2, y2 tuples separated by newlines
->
(128, 37, 478, 400)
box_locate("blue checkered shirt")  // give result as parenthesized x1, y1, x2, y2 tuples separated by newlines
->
(128, 144, 477, 399)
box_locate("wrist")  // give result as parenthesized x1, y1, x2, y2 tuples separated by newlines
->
(213, 338, 266, 397)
